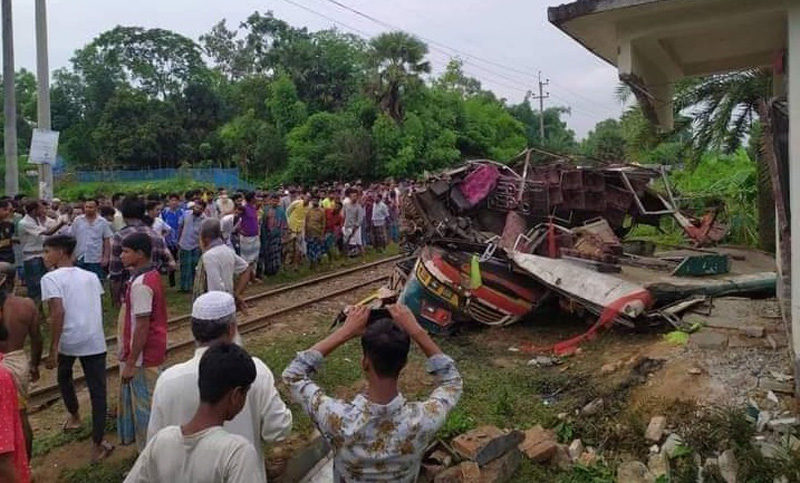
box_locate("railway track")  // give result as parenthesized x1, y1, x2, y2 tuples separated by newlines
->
(28, 255, 404, 413)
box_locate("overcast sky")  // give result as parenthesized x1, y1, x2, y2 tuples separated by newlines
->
(9, 0, 624, 138)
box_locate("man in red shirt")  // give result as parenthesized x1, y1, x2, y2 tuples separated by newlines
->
(0, 321, 30, 483)
(118, 233, 168, 452)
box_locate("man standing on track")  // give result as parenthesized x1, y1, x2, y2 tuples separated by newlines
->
(108, 197, 176, 307)
(70, 198, 113, 282)
(237, 192, 261, 282)
(286, 194, 308, 268)
(0, 263, 41, 461)
(126, 344, 262, 483)
(194, 219, 250, 310)
(147, 292, 292, 482)
(118, 233, 168, 452)
(18, 201, 67, 306)
(160, 194, 183, 288)
(40, 235, 114, 463)
(260, 194, 288, 277)
(177, 201, 207, 293)
(342, 189, 364, 257)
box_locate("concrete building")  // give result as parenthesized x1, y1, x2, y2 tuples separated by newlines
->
(548, 0, 799, 390)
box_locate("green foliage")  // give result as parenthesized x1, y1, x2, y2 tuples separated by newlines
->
(671, 149, 758, 246)
(32, 12, 579, 185)
(581, 118, 626, 162)
(506, 102, 578, 155)
(61, 456, 138, 483)
(437, 409, 477, 440)
(54, 178, 208, 200)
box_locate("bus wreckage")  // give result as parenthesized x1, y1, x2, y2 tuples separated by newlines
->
(357, 153, 776, 353)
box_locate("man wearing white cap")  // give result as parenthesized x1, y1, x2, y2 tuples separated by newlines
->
(147, 292, 292, 482)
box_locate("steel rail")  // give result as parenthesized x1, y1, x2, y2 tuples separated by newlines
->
(29, 274, 390, 413)
(38, 255, 405, 361)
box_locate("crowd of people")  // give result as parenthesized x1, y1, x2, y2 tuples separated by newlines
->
(0, 181, 467, 483)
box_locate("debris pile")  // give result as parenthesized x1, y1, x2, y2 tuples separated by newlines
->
(420, 425, 605, 483)
(386, 154, 778, 351)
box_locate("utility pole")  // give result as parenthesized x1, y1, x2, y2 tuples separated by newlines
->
(35, 0, 52, 200)
(2, 0, 17, 196)
(530, 71, 550, 143)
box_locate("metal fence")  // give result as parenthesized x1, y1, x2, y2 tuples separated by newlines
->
(59, 168, 255, 191)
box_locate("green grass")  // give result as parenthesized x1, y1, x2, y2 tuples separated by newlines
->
(33, 418, 117, 459)
(54, 178, 209, 200)
(60, 455, 138, 483)
(33, 245, 399, 351)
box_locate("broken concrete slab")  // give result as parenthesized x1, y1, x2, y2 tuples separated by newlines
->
(452, 426, 524, 466)
(567, 439, 584, 461)
(518, 426, 557, 463)
(480, 449, 521, 483)
(647, 451, 669, 479)
(662, 434, 684, 459)
(728, 335, 768, 349)
(577, 448, 598, 466)
(690, 330, 728, 350)
(580, 398, 605, 416)
(756, 411, 772, 432)
(767, 417, 799, 432)
(741, 325, 765, 338)
(644, 416, 667, 442)
(550, 444, 572, 470)
(422, 464, 448, 482)
(759, 379, 795, 395)
(617, 461, 654, 483)
(434, 462, 481, 483)
(718, 449, 738, 483)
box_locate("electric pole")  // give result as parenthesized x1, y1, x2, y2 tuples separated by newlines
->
(35, 0, 52, 200)
(530, 71, 550, 143)
(2, 0, 17, 196)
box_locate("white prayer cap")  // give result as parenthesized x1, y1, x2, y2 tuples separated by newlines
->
(192, 291, 236, 321)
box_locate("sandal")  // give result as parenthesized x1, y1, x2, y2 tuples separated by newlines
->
(62, 419, 82, 433)
(91, 440, 115, 464)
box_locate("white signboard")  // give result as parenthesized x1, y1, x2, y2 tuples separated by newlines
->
(29, 129, 60, 165)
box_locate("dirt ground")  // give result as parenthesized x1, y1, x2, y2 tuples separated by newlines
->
(26, 285, 794, 481)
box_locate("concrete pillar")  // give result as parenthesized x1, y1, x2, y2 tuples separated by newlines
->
(787, 4, 800, 396)
(618, 38, 674, 130)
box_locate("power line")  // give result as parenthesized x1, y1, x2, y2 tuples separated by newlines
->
(317, 0, 621, 114)
(279, 0, 614, 121)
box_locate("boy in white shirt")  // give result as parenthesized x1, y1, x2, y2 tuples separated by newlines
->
(125, 343, 262, 483)
(41, 234, 114, 463)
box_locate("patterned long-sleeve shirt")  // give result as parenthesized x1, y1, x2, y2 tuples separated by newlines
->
(283, 350, 463, 482)
(109, 220, 176, 279)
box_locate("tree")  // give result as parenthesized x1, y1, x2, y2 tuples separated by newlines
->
(460, 94, 526, 161)
(219, 110, 286, 179)
(581, 118, 626, 162)
(73, 26, 209, 99)
(199, 19, 256, 80)
(46, 13, 583, 185)
(266, 75, 307, 135)
(369, 31, 431, 121)
(674, 69, 771, 157)
(507, 99, 578, 154)
(434, 59, 482, 97)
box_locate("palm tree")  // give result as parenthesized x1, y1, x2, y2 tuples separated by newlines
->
(673, 69, 772, 156)
(369, 31, 431, 121)
(620, 69, 775, 250)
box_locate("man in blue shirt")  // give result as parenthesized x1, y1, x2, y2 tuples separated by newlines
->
(160, 194, 183, 288)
